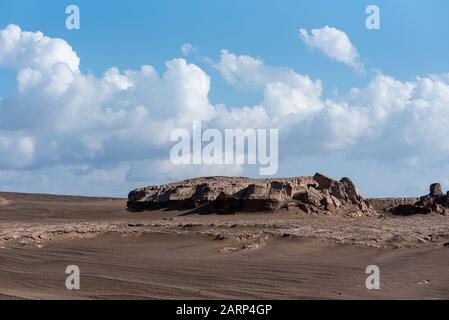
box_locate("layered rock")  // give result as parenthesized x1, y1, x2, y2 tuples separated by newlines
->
(128, 173, 374, 215)
(391, 183, 449, 216)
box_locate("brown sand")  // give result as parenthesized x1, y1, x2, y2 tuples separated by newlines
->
(0, 191, 448, 299)
(0, 197, 9, 206)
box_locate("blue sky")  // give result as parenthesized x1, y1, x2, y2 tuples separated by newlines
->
(1, 1, 449, 197)
(3, 0, 449, 98)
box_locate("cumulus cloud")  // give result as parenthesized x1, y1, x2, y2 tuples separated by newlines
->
(214, 50, 323, 116)
(0, 25, 217, 184)
(212, 49, 449, 170)
(299, 26, 363, 72)
(1, 24, 449, 197)
(0, 24, 79, 72)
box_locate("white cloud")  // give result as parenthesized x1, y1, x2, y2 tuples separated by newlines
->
(181, 43, 198, 56)
(0, 24, 79, 73)
(214, 50, 323, 116)
(0, 26, 217, 180)
(1, 24, 449, 197)
(299, 26, 363, 72)
(0, 132, 34, 169)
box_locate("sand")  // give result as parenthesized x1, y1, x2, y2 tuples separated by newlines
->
(0, 191, 448, 299)
(0, 197, 9, 206)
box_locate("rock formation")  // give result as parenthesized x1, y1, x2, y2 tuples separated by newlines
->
(391, 183, 449, 216)
(127, 173, 375, 215)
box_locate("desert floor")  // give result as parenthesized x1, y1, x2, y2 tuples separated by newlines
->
(0, 192, 448, 299)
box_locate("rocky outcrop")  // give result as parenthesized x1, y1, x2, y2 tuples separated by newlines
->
(391, 183, 449, 216)
(128, 173, 375, 215)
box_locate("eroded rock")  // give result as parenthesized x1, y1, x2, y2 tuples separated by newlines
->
(127, 173, 375, 215)
(391, 183, 449, 216)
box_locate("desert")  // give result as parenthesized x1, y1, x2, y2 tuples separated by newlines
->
(2, 2, 449, 304)
(0, 173, 448, 299)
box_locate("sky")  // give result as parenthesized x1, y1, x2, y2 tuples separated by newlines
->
(1, 0, 449, 197)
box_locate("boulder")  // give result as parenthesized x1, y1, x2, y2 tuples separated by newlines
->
(331, 182, 347, 201)
(340, 177, 362, 203)
(331, 195, 341, 208)
(313, 172, 336, 190)
(430, 183, 443, 197)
